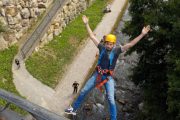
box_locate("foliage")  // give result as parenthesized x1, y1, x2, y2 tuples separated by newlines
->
(123, 0, 180, 119)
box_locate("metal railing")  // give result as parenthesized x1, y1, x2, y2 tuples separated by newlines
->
(0, 89, 66, 120)
(21, 0, 66, 59)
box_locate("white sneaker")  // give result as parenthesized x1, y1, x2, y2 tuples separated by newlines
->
(64, 106, 76, 115)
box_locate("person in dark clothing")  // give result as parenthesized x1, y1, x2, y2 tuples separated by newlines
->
(15, 58, 20, 69)
(72, 81, 79, 94)
(103, 4, 111, 13)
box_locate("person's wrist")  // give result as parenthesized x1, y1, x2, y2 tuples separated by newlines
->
(84, 22, 88, 25)
(141, 32, 146, 36)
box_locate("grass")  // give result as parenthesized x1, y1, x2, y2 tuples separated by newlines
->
(26, 0, 108, 88)
(0, 46, 27, 114)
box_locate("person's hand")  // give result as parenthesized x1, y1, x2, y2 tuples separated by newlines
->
(141, 25, 151, 35)
(82, 15, 89, 25)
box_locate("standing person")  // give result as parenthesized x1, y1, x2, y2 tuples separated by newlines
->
(100, 35, 106, 44)
(72, 81, 79, 94)
(103, 4, 111, 13)
(65, 15, 150, 119)
(15, 58, 20, 69)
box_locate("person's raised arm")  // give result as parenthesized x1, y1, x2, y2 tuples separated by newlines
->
(121, 25, 151, 52)
(82, 15, 99, 46)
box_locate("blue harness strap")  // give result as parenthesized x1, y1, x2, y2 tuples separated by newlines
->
(109, 48, 115, 69)
(97, 48, 105, 65)
(96, 48, 115, 91)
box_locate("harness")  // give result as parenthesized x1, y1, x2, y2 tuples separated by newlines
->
(96, 48, 115, 91)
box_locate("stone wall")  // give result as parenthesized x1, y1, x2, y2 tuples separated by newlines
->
(38, 0, 94, 49)
(0, 0, 54, 50)
(0, 0, 94, 50)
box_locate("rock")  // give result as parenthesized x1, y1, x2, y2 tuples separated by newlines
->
(70, 2, 76, 11)
(7, 13, 21, 26)
(117, 99, 126, 105)
(93, 89, 105, 105)
(47, 33, 53, 41)
(14, 13, 21, 23)
(34, 8, 40, 16)
(83, 103, 93, 112)
(35, 46, 39, 52)
(2, 0, 11, 6)
(42, 0, 47, 3)
(0, 17, 7, 26)
(15, 29, 23, 39)
(17, 5, 22, 11)
(122, 107, 128, 112)
(6, 14, 15, 25)
(61, 21, 66, 29)
(9, 24, 15, 29)
(79, 2, 87, 11)
(63, 5, 68, 14)
(53, 29, 60, 36)
(0, 1, 3, 7)
(40, 33, 47, 42)
(47, 25, 54, 34)
(0, 35, 8, 50)
(24, 1, 30, 8)
(138, 102, 144, 111)
(38, 2, 46, 8)
(3, 31, 17, 44)
(96, 103, 104, 112)
(5, 5, 18, 17)
(14, 0, 19, 5)
(19, 0, 25, 8)
(29, 8, 37, 18)
(52, 17, 61, 24)
(29, 0, 38, 8)
(21, 19, 29, 27)
(54, 22, 59, 29)
(15, 23, 22, 32)
(58, 27, 62, 34)
(72, 0, 78, 4)
(21, 8, 30, 19)
(0, 8, 6, 17)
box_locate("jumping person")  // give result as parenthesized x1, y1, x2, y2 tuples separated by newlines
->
(65, 15, 150, 119)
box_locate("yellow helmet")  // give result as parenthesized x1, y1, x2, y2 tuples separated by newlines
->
(105, 34, 116, 43)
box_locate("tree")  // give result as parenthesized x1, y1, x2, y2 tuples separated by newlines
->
(123, 0, 180, 119)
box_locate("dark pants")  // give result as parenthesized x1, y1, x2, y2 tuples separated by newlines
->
(73, 87, 78, 94)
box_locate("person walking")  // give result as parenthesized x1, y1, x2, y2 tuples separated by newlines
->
(65, 15, 150, 120)
(15, 58, 20, 69)
(72, 81, 79, 94)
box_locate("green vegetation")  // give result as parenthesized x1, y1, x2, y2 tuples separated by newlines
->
(0, 46, 18, 93)
(26, 0, 108, 88)
(0, 46, 26, 114)
(123, 0, 180, 120)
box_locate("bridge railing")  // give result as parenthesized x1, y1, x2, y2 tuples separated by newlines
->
(0, 89, 67, 120)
